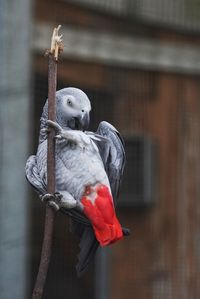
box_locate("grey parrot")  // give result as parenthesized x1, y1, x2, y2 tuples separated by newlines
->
(26, 87, 129, 276)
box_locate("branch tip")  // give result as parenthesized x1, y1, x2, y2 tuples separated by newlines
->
(50, 25, 63, 60)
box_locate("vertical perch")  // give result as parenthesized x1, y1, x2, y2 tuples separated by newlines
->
(32, 26, 63, 299)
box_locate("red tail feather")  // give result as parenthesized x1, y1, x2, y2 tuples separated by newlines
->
(81, 185, 123, 246)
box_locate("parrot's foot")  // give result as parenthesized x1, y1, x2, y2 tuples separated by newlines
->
(40, 192, 62, 211)
(46, 120, 87, 148)
(57, 191, 77, 209)
(46, 120, 67, 141)
(40, 193, 54, 202)
(40, 191, 77, 210)
(46, 120, 66, 141)
(46, 120, 62, 134)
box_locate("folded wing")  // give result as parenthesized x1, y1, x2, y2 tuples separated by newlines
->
(95, 121, 126, 203)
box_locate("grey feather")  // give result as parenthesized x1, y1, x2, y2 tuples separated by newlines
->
(76, 227, 99, 277)
(25, 155, 46, 194)
(68, 218, 99, 277)
(96, 121, 126, 202)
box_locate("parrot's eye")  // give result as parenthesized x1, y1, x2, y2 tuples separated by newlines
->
(67, 99, 72, 106)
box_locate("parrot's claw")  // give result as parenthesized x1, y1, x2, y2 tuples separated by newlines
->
(54, 191, 63, 202)
(46, 120, 63, 134)
(48, 192, 63, 211)
(39, 192, 63, 211)
(48, 201, 60, 211)
(55, 134, 62, 140)
(40, 193, 54, 203)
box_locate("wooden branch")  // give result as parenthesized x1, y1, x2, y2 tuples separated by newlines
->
(32, 25, 63, 299)
(50, 25, 63, 60)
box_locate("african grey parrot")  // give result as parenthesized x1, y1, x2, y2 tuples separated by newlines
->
(25, 87, 129, 276)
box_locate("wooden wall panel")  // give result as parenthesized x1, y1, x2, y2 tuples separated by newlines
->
(33, 1, 200, 298)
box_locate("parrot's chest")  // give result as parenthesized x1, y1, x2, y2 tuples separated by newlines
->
(56, 140, 99, 168)
(54, 140, 109, 199)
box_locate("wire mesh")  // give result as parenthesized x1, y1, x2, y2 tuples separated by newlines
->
(66, 0, 200, 31)
(29, 1, 200, 297)
(2, 0, 200, 298)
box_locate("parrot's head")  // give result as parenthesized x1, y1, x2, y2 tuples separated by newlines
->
(55, 87, 91, 131)
(40, 87, 91, 142)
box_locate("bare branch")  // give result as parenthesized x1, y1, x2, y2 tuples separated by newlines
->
(50, 25, 63, 60)
(32, 25, 63, 299)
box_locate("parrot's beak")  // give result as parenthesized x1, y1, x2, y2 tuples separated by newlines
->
(81, 112, 90, 131)
(68, 112, 90, 131)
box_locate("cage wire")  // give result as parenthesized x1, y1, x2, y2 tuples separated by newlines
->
(2, 0, 200, 298)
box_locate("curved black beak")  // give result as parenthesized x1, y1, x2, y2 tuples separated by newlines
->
(81, 112, 90, 131)
(68, 112, 90, 131)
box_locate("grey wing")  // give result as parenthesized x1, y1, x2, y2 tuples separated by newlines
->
(96, 121, 125, 202)
(25, 155, 46, 195)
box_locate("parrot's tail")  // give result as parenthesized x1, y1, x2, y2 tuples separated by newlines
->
(81, 185, 123, 247)
(69, 219, 99, 277)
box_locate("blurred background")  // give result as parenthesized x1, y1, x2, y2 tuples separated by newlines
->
(1, 0, 200, 298)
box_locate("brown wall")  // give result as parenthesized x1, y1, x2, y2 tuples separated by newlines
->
(111, 73, 200, 299)
(32, 1, 200, 298)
